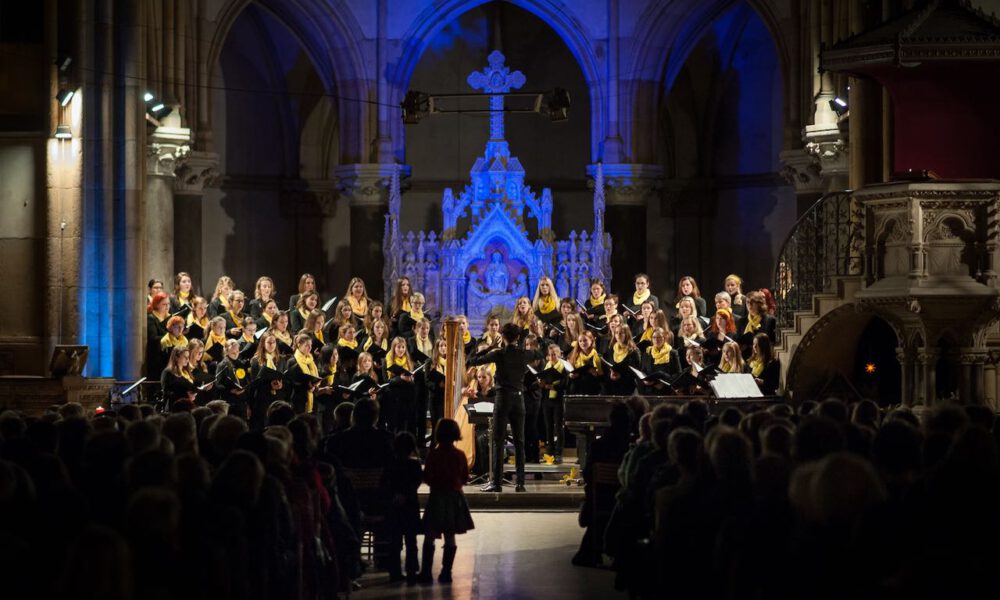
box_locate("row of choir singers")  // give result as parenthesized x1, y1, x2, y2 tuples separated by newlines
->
(158, 311, 779, 431)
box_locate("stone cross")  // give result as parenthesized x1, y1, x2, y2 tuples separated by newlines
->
(467, 50, 526, 143)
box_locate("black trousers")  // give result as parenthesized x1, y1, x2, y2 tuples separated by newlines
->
(492, 390, 525, 485)
(542, 398, 564, 455)
(524, 389, 541, 462)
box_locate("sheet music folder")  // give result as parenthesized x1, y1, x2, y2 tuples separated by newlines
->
(708, 373, 763, 398)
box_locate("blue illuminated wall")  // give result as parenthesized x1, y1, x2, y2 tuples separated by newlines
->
(657, 1, 794, 295)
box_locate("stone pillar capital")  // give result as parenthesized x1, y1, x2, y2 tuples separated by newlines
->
(586, 163, 663, 207)
(779, 148, 825, 194)
(147, 123, 192, 178)
(335, 163, 411, 207)
(174, 150, 220, 195)
(803, 121, 848, 180)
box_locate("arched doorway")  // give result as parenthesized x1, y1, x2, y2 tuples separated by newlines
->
(853, 317, 903, 406)
(196, 3, 349, 299)
(651, 0, 794, 296)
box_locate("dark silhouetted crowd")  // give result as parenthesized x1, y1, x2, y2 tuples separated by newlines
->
(574, 397, 1000, 599)
(0, 397, 451, 600)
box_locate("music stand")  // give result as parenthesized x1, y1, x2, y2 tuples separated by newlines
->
(464, 403, 496, 485)
(708, 373, 763, 398)
(49, 345, 89, 377)
(108, 377, 146, 410)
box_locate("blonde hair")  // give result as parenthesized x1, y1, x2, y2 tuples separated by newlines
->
(212, 276, 235, 301)
(254, 276, 275, 300)
(531, 276, 559, 312)
(680, 315, 704, 338)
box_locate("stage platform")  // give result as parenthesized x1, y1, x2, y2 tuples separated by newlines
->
(418, 452, 586, 510)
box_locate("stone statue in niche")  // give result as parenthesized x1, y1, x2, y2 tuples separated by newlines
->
(484, 252, 510, 293)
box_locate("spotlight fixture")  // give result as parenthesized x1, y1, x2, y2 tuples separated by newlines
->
(143, 91, 173, 120)
(54, 124, 72, 140)
(829, 96, 848, 116)
(544, 87, 571, 122)
(401, 91, 430, 124)
(56, 88, 75, 107)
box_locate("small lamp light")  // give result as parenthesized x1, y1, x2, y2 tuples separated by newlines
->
(54, 124, 72, 140)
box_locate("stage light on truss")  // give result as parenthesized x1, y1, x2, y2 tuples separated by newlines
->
(401, 90, 430, 124)
(54, 124, 72, 140)
(544, 88, 571, 122)
(143, 91, 154, 102)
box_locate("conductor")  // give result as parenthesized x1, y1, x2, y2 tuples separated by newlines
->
(467, 322, 527, 492)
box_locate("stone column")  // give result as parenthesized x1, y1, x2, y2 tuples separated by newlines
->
(803, 0, 848, 191)
(918, 349, 938, 406)
(172, 150, 219, 285)
(145, 112, 191, 286)
(896, 346, 914, 406)
(986, 352, 1000, 412)
(336, 164, 405, 300)
(589, 164, 662, 290)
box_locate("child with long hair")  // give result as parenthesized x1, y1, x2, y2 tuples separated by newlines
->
(419, 418, 474, 585)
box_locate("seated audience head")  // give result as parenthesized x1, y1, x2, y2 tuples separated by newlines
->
(352, 398, 380, 428)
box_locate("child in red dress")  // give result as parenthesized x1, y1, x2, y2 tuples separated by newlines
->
(419, 418, 475, 584)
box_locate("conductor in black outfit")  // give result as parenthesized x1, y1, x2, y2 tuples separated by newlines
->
(467, 323, 528, 493)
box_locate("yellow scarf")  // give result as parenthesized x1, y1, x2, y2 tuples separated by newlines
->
(633, 289, 650, 305)
(602, 310, 617, 322)
(348, 296, 368, 316)
(749, 357, 764, 378)
(364, 337, 387, 352)
(187, 313, 207, 329)
(325, 363, 337, 385)
(613, 343, 630, 363)
(392, 354, 410, 369)
(219, 294, 230, 310)
(573, 348, 600, 371)
(463, 330, 471, 343)
(410, 308, 424, 322)
(589, 294, 606, 307)
(416, 335, 433, 355)
(207, 331, 227, 352)
(721, 361, 737, 374)
(338, 338, 358, 349)
(180, 368, 194, 383)
(298, 307, 310, 321)
(160, 333, 188, 351)
(544, 359, 564, 399)
(262, 313, 273, 326)
(273, 329, 292, 347)
(649, 343, 673, 365)
(264, 352, 277, 370)
(294, 349, 319, 413)
(178, 291, 190, 305)
(436, 357, 447, 373)
(152, 309, 169, 322)
(640, 327, 654, 342)
(538, 294, 557, 314)
(744, 313, 761, 335)
(402, 298, 412, 312)
(315, 330, 325, 344)
(241, 334, 254, 344)
(229, 311, 243, 329)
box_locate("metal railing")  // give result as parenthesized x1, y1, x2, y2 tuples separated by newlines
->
(773, 190, 863, 332)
